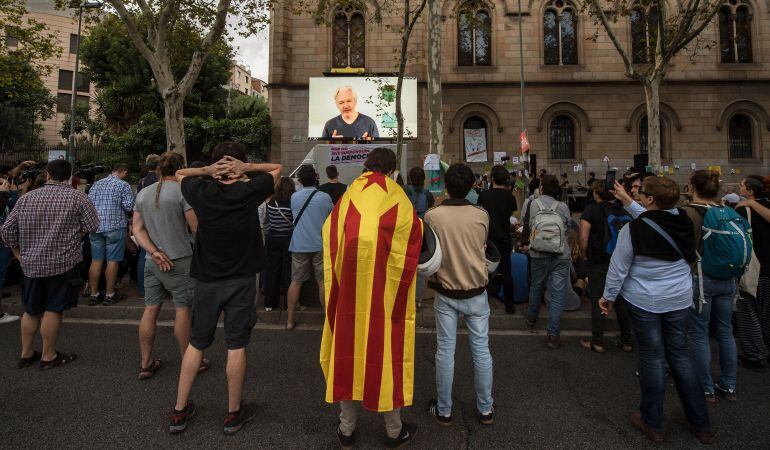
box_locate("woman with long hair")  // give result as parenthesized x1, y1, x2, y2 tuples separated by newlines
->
(735, 175, 770, 372)
(263, 177, 296, 311)
(600, 176, 712, 444)
(683, 170, 739, 401)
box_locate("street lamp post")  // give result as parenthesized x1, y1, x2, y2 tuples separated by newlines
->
(68, 0, 103, 161)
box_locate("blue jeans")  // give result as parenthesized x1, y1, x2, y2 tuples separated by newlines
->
(434, 292, 494, 416)
(527, 256, 570, 336)
(137, 248, 146, 295)
(629, 303, 711, 433)
(688, 275, 737, 393)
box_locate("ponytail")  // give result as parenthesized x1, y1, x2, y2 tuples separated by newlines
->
(154, 152, 185, 208)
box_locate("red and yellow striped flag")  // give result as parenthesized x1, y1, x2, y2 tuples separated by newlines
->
(320, 171, 423, 412)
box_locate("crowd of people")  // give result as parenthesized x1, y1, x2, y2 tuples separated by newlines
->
(1, 144, 769, 447)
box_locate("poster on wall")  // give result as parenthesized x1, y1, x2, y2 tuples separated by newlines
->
(329, 145, 373, 165)
(464, 128, 487, 162)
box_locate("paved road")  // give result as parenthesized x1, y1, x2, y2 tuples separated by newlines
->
(1, 321, 768, 448)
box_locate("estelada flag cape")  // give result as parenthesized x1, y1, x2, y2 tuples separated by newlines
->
(320, 171, 423, 412)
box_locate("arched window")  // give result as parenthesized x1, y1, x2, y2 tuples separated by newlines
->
(728, 114, 753, 159)
(630, 3, 659, 64)
(719, 0, 753, 64)
(332, 5, 365, 69)
(458, 5, 492, 66)
(638, 115, 669, 159)
(544, 0, 578, 66)
(463, 116, 489, 162)
(549, 115, 575, 159)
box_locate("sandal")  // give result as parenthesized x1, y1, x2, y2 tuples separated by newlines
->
(198, 358, 211, 374)
(39, 352, 78, 370)
(579, 339, 605, 353)
(102, 292, 127, 306)
(88, 295, 103, 306)
(138, 359, 163, 380)
(16, 351, 42, 369)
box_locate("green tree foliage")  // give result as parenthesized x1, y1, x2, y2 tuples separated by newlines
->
(228, 92, 268, 119)
(1, 0, 59, 150)
(79, 14, 233, 132)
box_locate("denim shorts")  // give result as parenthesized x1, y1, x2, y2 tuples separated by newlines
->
(89, 228, 126, 262)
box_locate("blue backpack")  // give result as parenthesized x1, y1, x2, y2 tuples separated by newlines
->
(603, 206, 632, 256)
(409, 188, 429, 218)
(695, 205, 752, 279)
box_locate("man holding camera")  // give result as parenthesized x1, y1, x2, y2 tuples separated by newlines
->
(87, 164, 134, 305)
(2, 160, 99, 369)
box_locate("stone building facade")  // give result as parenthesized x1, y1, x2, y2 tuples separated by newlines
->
(269, 0, 770, 182)
(6, 1, 96, 145)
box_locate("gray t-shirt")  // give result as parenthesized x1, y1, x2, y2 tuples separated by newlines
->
(134, 180, 193, 260)
(322, 113, 379, 139)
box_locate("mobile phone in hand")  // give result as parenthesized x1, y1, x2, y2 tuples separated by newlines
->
(604, 170, 616, 192)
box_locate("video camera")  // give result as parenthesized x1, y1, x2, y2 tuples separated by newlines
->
(18, 163, 48, 184)
(74, 163, 106, 181)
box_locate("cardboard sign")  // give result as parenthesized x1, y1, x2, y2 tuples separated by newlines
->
(423, 154, 440, 171)
(464, 129, 487, 162)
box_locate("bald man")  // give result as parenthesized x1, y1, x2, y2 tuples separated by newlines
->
(321, 86, 380, 140)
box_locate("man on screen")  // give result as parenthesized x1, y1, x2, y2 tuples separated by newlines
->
(322, 86, 380, 140)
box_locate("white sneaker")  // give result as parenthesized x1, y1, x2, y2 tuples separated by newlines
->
(264, 307, 273, 312)
(0, 312, 20, 324)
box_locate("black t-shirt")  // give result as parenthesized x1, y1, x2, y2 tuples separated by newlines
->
(580, 202, 616, 264)
(318, 182, 347, 205)
(737, 199, 770, 275)
(477, 188, 517, 251)
(322, 113, 379, 139)
(181, 173, 274, 282)
(137, 172, 158, 193)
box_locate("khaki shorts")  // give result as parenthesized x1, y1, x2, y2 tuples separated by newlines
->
(291, 252, 324, 283)
(144, 256, 195, 308)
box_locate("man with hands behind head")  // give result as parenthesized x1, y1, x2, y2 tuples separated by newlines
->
(169, 142, 281, 435)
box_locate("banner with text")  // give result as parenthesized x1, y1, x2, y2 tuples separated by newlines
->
(464, 128, 487, 162)
(329, 145, 373, 165)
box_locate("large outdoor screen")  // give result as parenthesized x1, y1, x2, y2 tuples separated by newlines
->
(308, 76, 418, 139)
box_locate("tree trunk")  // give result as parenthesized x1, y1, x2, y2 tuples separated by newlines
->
(395, 0, 410, 167)
(162, 90, 186, 157)
(643, 77, 661, 170)
(426, 0, 443, 156)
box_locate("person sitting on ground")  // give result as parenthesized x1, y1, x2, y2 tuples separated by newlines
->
(168, 141, 281, 435)
(318, 165, 347, 205)
(132, 152, 208, 381)
(599, 176, 713, 444)
(2, 159, 99, 369)
(425, 162, 495, 428)
(285, 165, 334, 330)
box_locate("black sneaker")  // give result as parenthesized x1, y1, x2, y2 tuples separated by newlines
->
(715, 383, 737, 401)
(479, 406, 494, 425)
(385, 421, 416, 448)
(88, 294, 102, 306)
(704, 392, 716, 404)
(169, 402, 196, 434)
(427, 399, 452, 427)
(525, 316, 537, 330)
(505, 304, 516, 315)
(223, 402, 258, 435)
(337, 424, 355, 449)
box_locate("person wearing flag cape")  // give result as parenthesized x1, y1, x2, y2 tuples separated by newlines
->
(320, 147, 422, 448)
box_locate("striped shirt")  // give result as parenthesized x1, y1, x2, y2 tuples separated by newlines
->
(265, 200, 293, 238)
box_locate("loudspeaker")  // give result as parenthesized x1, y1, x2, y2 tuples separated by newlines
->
(633, 154, 648, 173)
(529, 153, 537, 177)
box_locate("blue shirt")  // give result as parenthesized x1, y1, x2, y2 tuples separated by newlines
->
(88, 175, 134, 233)
(603, 208, 693, 313)
(289, 187, 333, 253)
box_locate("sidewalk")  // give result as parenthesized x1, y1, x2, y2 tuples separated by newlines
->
(3, 274, 614, 333)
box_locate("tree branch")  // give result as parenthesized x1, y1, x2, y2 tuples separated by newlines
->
(106, 0, 158, 71)
(588, 0, 638, 80)
(669, 4, 720, 56)
(178, 0, 231, 97)
(156, 0, 180, 63)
